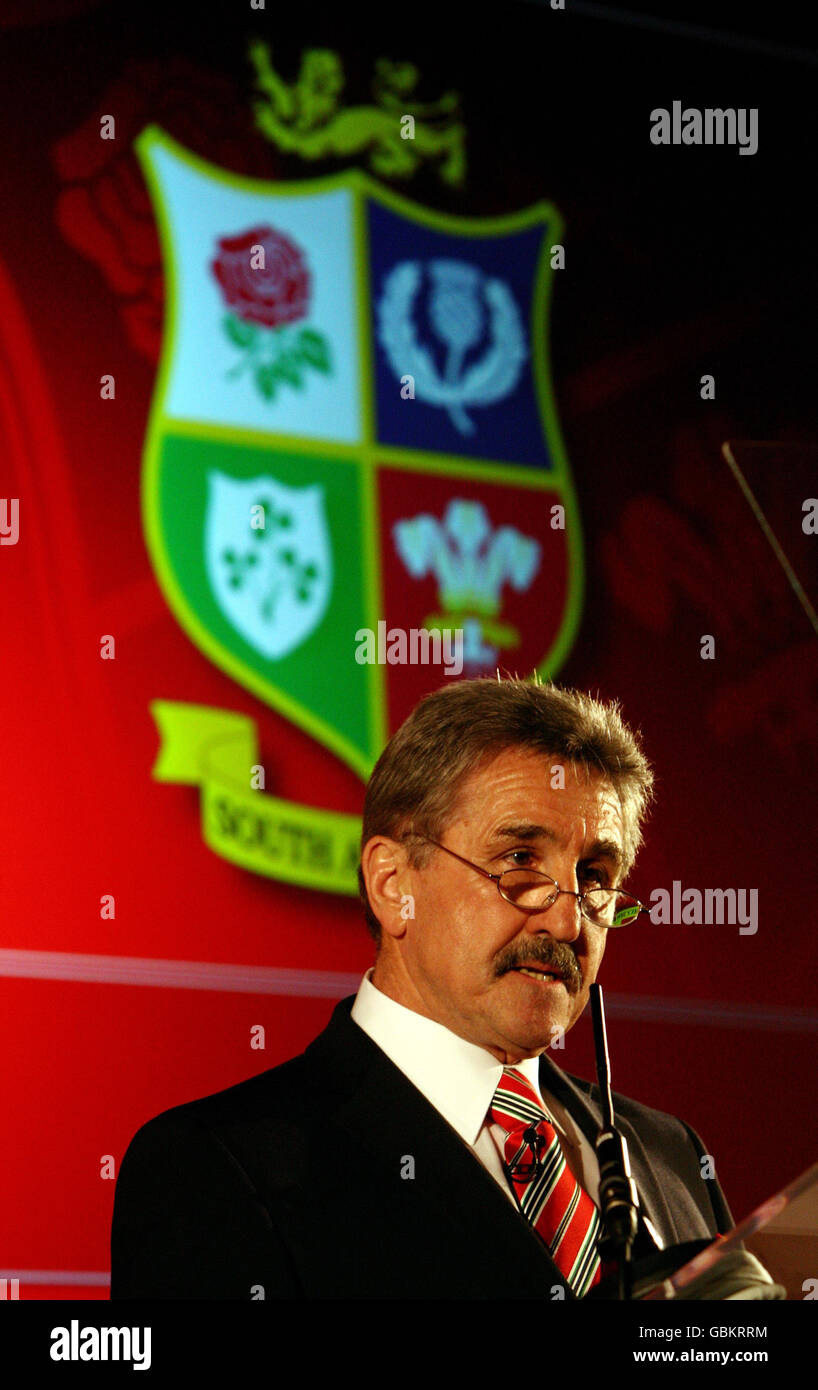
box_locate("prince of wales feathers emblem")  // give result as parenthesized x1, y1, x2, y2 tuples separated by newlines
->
(135, 125, 583, 894)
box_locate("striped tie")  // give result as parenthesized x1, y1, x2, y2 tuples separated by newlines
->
(491, 1065, 602, 1296)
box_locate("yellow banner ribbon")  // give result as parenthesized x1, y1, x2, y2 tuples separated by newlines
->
(150, 700, 362, 895)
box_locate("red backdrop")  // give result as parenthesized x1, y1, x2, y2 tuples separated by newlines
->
(1, 0, 816, 1298)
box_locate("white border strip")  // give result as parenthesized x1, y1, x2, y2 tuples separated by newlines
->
(0, 1270, 110, 1286)
(603, 991, 818, 1032)
(1, 949, 815, 1031)
(0, 949, 360, 997)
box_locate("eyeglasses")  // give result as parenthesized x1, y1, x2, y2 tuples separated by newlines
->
(414, 836, 652, 928)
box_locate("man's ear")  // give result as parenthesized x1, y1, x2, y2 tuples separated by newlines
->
(361, 835, 413, 940)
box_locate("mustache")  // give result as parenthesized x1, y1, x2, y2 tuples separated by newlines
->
(495, 939, 582, 996)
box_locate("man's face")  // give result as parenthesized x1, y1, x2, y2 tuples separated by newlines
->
(384, 747, 627, 1063)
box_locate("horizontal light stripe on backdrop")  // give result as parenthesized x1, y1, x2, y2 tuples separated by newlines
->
(0, 1269, 110, 1287)
(0, 949, 816, 1031)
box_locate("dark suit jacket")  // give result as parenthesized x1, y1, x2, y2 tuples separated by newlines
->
(110, 994, 733, 1299)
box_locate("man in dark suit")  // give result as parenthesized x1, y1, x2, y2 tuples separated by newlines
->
(110, 677, 737, 1300)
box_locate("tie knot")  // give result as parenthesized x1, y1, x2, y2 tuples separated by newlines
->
(491, 1065, 553, 1135)
(502, 1065, 534, 1092)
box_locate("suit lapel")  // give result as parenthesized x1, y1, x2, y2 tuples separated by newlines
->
(305, 997, 684, 1283)
(538, 1050, 676, 1249)
(306, 997, 579, 1297)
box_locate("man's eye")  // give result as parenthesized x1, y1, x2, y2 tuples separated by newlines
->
(581, 866, 607, 888)
(507, 848, 536, 867)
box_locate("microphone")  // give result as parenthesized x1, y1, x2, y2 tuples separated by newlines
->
(590, 982, 640, 1298)
(506, 1122, 549, 1181)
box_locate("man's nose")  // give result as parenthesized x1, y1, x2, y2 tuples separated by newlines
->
(526, 888, 582, 943)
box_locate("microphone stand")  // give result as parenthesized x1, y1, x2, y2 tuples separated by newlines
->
(590, 982, 640, 1299)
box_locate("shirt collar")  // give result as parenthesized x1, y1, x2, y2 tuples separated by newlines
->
(350, 967, 546, 1147)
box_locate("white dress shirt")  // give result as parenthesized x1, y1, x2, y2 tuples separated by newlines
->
(350, 967, 601, 1207)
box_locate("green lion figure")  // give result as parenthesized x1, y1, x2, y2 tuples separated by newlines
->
(248, 41, 466, 186)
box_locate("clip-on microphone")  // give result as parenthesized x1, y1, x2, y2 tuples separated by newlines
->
(590, 982, 640, 1299)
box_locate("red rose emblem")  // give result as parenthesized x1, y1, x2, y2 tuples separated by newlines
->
(212, 226, 310, 330)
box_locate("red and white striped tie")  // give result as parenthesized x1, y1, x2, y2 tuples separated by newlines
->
(491, 1066, 602, 1296)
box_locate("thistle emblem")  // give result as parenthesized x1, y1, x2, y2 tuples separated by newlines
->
(377, 258, 527, 434)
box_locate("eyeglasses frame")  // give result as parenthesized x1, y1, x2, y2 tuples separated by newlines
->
(411, 835, 652, 927)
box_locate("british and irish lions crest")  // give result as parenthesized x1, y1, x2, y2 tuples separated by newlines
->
(135, 125, 583, 894)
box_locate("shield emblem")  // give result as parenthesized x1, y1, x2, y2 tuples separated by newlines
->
(204, 472, 331, 660)
(136, 125, 583, 781)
